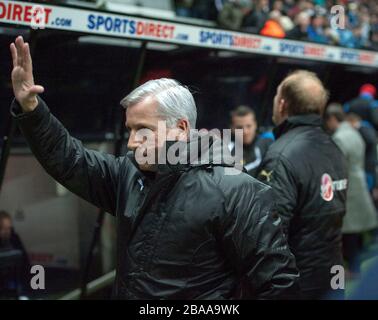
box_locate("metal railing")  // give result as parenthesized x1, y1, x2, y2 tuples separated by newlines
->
(59, 270, 116, 300)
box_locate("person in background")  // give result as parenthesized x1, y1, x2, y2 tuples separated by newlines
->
(346, 113, 378, 193)
(372, 30, 378, 50)
(174, 0, 194, 17)
(371, 15, 378, 50)
(325, 104, 378, 278)
(282, 0, 296, 14)
(287, 0, 315, 21)
(287, 11, 310, 41)
(0, 211, 27, 255)
(345, 83, 378, 245)
(307, 13, 329, 44)
(175, 0, 226, 20)
(337, 19, 359, 48)
(344, 84, 378, 131)
(347, 2, 360, 28)
(229, 105, 273, 177)
(191, 0, 219, 20)
(347, 250, 378, 299)
(273, 0, 285, 14)
(258, 70, 348, 299)
(218, 0, 252, 30)
(0, 210, 30, 296)
(259, 10, 287, 38)
(273, 0, 294, 32)
(359, 9, 372, 48)
(242, 0, 270, 32)
(346, 112, 378, 244)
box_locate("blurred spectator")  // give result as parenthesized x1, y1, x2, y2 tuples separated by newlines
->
(273, 0, 285, 13)
(280, 13, 295, 31)
(346, 113, 378, 193)
(282, 0, 297, 15)
(345, 108, 378, 244)
(348, 252, 378, 299)
(175, 0, 221, 20)
(372, 30, 378, 50)
(208, 0, 378, 49)
(371, 14, 378, 50)
(260, 10, 286, 38)
(191, 0, 220, 20)
(287, 11, 310, 40)
(288, 0, 315, 19)
(344, 84, 378, 131)
(174, 0, 378, 50)
(0, 210, 30, 296)
(307, 14, 329, 43)
(359, 9, 371, 48)
(175, 0, 194, 17)
(325, 104, 378, 278)
(218, 0, 252, 30)
(0, 211, 29, 264)
(242, 0, 270, 32)
(347, 2, 360, 28)
(337, 18, 359, 48)
(229, 105, 273, 177)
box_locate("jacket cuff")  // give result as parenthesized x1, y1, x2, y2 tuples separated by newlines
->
(10, 96, 50, 124)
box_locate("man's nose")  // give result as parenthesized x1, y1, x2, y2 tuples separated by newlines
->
(127, 133, 138, 151)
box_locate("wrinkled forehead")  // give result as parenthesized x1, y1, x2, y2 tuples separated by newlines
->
(125, 96, 163, 126)
(126, 95, 158, 116)
(232, 113, 256, 126)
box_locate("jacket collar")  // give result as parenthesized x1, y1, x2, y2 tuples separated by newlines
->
(273, 113, 323, 139)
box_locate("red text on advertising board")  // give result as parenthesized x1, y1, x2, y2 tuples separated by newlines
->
(0, 2, 52, 24)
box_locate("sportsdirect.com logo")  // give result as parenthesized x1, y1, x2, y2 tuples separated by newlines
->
(0, 2, 72, 29)
(0, 2, 51, 27)
(320, 173, 348, 201)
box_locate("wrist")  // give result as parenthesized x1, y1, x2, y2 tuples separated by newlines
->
(21, 97, 38, 112)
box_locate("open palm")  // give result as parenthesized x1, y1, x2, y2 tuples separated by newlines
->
(10, 36, 44, 111)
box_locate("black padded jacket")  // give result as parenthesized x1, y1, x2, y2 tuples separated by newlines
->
(11, 97, 299, 299)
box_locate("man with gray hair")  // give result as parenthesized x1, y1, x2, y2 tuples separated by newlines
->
(258, 70, 348, 299)
(9, 36, 298, 299)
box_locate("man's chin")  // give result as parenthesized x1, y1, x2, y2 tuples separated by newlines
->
(243, 138, 255, 146)
(137, 163, 157, 172)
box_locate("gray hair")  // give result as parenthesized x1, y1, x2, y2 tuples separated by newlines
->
(120, 78, 197, 129)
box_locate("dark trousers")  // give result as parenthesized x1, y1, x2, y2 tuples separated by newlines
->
(342, 233, 363, 274)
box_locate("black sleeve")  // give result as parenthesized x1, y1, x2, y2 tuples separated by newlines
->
(259, 138, 274, 159)
(369, 107, 378, 131)
(359, 126, 378, 186)
(220, 180, 299, 299)
(11, 97, 124, 215)
(257, 153, 298, 234)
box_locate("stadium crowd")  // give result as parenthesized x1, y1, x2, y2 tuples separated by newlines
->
(175, 0, 378, 50)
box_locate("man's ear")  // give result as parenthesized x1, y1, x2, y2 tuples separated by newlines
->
(176, 118, 190, 140)
(279, 98, 288, 117)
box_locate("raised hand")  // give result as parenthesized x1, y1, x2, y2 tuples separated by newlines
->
(10, 36, 44, 112)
